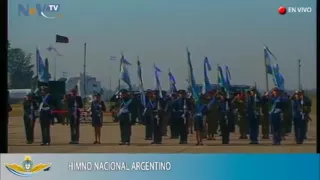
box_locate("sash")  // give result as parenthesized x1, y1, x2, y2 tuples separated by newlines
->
(119, 99, 132, 114)
(269, 97, 280, 114)
(39, 94, 50, 111)
(149, 100, 157, 109)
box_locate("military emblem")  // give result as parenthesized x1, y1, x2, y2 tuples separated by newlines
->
(5, 156, 51, 177)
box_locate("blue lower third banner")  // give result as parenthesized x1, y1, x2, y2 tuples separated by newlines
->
(1, 154, 319, 180)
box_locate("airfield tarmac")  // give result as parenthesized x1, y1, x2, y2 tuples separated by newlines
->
(8, 115, 316, 153)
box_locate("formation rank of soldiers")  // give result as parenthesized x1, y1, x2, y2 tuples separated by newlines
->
(18, 85, 312, 146)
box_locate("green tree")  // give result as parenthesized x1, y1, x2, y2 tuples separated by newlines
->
(8, 42, 34, 89)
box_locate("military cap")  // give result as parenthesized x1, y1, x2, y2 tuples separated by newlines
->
(120, 89, 129, 93)
(178, 89, 186, 94)
(94, 92, 101, 96)
(27, 92, 34, 96)
(272, 87, 280, 91)
(248, 86, 256, 91)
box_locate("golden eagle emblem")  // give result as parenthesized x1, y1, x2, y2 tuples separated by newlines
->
(5, 156, 51, 177)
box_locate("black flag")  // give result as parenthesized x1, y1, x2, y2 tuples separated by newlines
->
(56, 35, 69, 43)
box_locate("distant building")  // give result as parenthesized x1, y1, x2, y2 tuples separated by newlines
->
(65, 73, 103, 98)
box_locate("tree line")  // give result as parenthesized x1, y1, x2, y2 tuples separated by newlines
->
(8, 41, 34, 89)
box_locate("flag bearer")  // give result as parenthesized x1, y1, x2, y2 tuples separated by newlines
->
(39, 86, 54, 146)
(299, 90, 312, 139)
(23, 93, 38, 144)
(270, 87, 285, 145)
(169, 92, 179, 139)
(117, 89, 134, 145)
(68, 88, 83, 144)
(205, 90, 219, 140)
(151, 90, 164, 144)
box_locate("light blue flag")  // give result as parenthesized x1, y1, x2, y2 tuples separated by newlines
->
(217, 65, 229, 92)
(168, 69, 177, 93)
(36, 48, 49, 83)
(264, 45, 280, 88)
(137, 60, 146, 107)
(203, 57, 212, 92)
(225, 65, 231, 86)
(153, 63, 163, 98)
(187, 48, 199, 102)
(120, 56, 132, 90)
(274, 64, 285, 90)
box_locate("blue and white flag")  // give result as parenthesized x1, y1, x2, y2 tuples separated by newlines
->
(264, 45, 284, 89)
(46, 45, 62, 56)
(168, 69, 177, 93)
(203, 57, 212, 92)
(153, 63, 163, 98)
(137, 60, 146, 107)
(37, 47, 50, 83)
(119, 55, 132, 90)
(187, 48, 199, 102)
(225, 65, 231, 86)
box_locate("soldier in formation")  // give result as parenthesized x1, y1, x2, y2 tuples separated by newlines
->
(22, 93, 38, 144)
(90, 93, 106, 144)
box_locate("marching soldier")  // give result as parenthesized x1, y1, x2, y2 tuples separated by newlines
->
(205, 90, 219, 140)
(144, 90, 154, 140)
(291, 91, 305, 144)
(118, 89, 134, 145)
(261, 92, 270, 139)
(246, 87, 261, 144)
(68, 88, 83, 144)
(299, 90, 312, 139)
(23, 93, 38, 144)
(172, 90, 192, 144)
(232, 91, 247, 139)
(216, 92, 230, 144)
(91, 93, 106, 144)
(269, 87, 285, 145)
(39, 86, 54, 146)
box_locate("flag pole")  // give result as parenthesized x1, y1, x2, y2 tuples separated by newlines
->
(298, 59, 301, 90)
(118, 52, 123, 91)
(264, 47, 269, 91)
(83, 43, 87, 103)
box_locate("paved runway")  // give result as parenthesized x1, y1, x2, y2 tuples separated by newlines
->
(8, 116, 316, 153)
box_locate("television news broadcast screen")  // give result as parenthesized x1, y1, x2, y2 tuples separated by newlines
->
(5, 0, 318, 180)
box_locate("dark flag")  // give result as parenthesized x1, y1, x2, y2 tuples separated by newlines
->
(56, 35, 69, 43)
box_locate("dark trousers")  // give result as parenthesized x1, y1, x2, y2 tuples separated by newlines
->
(170, 117, 179, 138)
(271, 114, 282, 144)
(145, 115, 153, 139)
(119, 113, 132, 143)
(23, 115, 35, 142)
(69, 115, 80, 142)
(293, 118, 306, 143)
(219, 114, 229, 144)
(40, 112, 51, 144)
(152, 115, 162, 143)
(178, 117, 188, 142)
(248, 114, 259, 142)
(227, 111, 235, 132)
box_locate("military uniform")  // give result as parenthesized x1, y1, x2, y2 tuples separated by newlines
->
(232, 92, 247, 139)
(282, 94, 293, 138)
(117, 89, 134, 145)
(217, 93, 230, 144)
(172, 90, 191, 144)
(144, 90, 154, 140)
(23, 93, 38, 144)
(270, 87, 285, 145)
(300, 92, 312, 139)
(291, 92, 305, 144)
(260, 93, 270, 139)
(68, 90, 83, 144)
(61, 95, 69, 125)
(246, 88, 261, 144)
(205, 92, 219, 140)
(168, 94, 179, 139)
(39, 87, 54, 145)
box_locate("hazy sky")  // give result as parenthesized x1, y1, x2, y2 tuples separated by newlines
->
(8, 0, 316, 90)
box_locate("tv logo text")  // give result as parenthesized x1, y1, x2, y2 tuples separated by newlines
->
(278, 6, 312, 15)
(18, 4, 62, 19)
